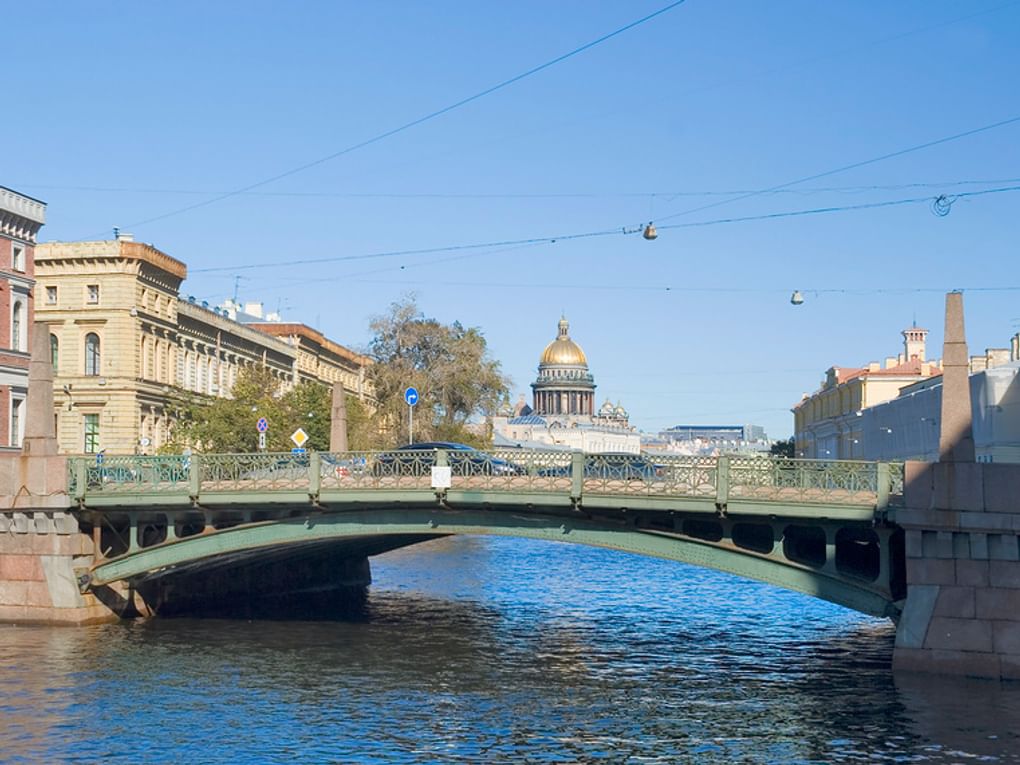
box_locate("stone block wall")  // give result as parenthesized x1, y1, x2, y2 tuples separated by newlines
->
(893, 461, 1020, 680)
(0, 510, 118, 624)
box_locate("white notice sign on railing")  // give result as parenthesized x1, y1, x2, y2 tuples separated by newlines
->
(431, 466, 452, 489)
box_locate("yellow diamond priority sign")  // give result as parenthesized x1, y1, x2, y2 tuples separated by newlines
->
(290, 428, 309, 448)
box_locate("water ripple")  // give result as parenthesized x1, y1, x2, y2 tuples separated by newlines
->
(2, 536, 1020, 763)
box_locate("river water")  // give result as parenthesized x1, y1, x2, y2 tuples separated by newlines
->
(2, 536, 1020, 764)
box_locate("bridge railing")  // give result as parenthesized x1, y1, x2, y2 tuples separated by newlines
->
(67, 450, 901, 508)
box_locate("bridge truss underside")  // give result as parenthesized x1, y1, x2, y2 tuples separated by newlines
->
(81, 502, 905, 620)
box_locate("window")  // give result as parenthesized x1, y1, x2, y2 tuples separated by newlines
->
(87, 284, 99, 304)
(12, 244, 24, 272)
(85, 333, 100, 376)
(46, 286, 57, 305)
(83, 413, 99, 453)
(11, 302, 22, 351)
(50, 334, 59, 370)
(10, 398, 24, 447)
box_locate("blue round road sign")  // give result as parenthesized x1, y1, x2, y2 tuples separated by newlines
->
(256, 417, 269, 433)
(404, 387, 419, 407)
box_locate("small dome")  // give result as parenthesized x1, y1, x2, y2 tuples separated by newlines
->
(539, 317, 588, 366)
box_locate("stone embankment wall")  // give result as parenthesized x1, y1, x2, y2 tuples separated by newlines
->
(0, 510, 116, 624)
(894, 461, 1020, 680)
(0, 455, 119, 625)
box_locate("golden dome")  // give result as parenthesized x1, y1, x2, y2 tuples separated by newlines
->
(539, 317, 588, 366)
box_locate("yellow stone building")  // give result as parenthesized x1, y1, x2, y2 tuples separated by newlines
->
(35, 236, 370, 454)
(793, 326, 941, 459)
(793, 324, 1014, 460)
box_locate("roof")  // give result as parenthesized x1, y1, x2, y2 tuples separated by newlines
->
(36, 240, 187, 280)
(508, 414, 548, 426)
(249, 322, 370, 366)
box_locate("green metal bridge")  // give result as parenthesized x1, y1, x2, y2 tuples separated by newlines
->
(68, 449, 907, 619)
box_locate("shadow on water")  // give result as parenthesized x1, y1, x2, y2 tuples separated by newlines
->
(3, 535, 1020, 763)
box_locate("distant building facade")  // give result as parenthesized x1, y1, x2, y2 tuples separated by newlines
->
(863, 359, 1020, 463)
(35, 236, 369, 454)
(0, 187, 46, 450)
(793, 323, 1019, 461)
(656, 424, 769, 455)
(492, 317, 640, 454)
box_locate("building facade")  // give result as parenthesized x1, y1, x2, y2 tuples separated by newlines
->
(247, 322, 369, 399)
(35, 236, 369, 454)
(793, 323, 1018, 460)
(0, 187, 46, 450)
(656, 424, 770, 455)
(862, 358, 1020, 463)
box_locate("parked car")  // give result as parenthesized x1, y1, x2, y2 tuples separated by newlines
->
(373, 442, 524, 477)
(322, 453, 369, 478)
(538, 453, 665, 481)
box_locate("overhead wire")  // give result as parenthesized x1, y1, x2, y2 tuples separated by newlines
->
(77, 1, 688, 237)
(17, 177, 1020, 200)
(650, 115, 1020, 225)
(190, 182, 1020, 275)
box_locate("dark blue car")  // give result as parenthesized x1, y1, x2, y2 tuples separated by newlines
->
(538, 453, 664, 481)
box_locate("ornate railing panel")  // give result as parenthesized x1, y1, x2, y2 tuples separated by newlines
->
(580, 453, 717, 497)
(447, 448, 574, 493)
(69, 455, 191, 495)
(889, 462, 905, 498)
(200, 453, 310, 493)
(728, 457, 879, 504)
(66, 451, 902, 509)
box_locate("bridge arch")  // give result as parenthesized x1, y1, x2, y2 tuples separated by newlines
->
(86, 507, 901, 619)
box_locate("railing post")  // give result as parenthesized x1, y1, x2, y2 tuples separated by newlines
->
(128, 511, 139, 553)
(876, 462, 891, 511)
(570, 450, 584, 502)
(716, 455, 730, 506)
(309, 451, 321, 497)
(74, 458, 87, 501)
(188, 454, 201, 499)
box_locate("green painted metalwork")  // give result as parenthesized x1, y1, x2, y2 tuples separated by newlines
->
(67, 450, 902, 511)
(73, 450, 905, 618)
(86, 507, 898, 618)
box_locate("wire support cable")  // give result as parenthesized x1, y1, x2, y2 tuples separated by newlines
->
(190, 182, 1020, 274)
(82, 1, 687, 237)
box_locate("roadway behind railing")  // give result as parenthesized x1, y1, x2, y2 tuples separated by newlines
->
(67, 450, 901, 508)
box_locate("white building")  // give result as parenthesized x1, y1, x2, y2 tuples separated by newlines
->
(863, 360, 1020, 463)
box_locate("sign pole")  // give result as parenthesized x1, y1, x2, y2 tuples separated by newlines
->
(404, 386, 419, 445)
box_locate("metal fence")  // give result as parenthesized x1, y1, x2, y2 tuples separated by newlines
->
(67, 450, 900, 507)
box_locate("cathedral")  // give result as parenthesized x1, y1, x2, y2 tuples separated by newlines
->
(492, 317, 639, 453)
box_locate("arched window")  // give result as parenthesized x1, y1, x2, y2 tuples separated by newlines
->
(85, 333, 100, 376)
(50, 334, 59, 370)
(11, 302, 22, 352)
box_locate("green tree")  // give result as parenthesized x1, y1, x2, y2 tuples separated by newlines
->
(284, 381, 331, 451)
(170, 367, 306, 452)
(769, 437, 795, 458)
(169, 365, 379, 453)
(345, 394, 375, 451)
(366, 297, 509, 447)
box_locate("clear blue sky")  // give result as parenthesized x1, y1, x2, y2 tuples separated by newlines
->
(6, 0, 1020, 439)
